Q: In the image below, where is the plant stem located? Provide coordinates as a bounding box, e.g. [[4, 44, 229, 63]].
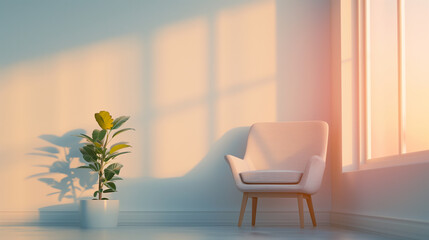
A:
[[99, 130, 110, 200], [98, 172, 102, 200]]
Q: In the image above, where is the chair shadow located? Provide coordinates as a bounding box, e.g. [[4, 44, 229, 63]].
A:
[[27, 129, 98, 204], [118, 126, 250, 212]]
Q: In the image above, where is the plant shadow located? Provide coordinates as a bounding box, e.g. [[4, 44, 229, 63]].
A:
[[28, 129, 97, 204]]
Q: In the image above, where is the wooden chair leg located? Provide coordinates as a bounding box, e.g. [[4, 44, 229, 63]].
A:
[[252, 197, 258, 226], [305, 194, 317, 227], [297, 194, 304, 228], [238, 193, 248, 227]]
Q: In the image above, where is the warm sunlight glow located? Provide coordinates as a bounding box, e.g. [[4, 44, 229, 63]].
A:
[[369, 0, 399, 159], [216, 0, 276, 92], [0, 37, 143, 209], [150, 1, 277, 177], [153, 17, 208, 108], [215, 0, 277, 138], [150, 17, 209, 178], [153, 104, 208, 178], [217, 82, 276, 139], [404, 0, 429, 153], [340, 0, 355, 169]]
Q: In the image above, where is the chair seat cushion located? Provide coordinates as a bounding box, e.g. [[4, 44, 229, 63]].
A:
[[240, 170, 303, 184]]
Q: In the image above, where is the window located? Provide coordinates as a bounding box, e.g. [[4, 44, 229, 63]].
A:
[[341, 0, 429, 171]]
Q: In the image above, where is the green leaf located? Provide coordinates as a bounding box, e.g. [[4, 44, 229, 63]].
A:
[[94, 162, 101, 171], [92, 129, 100, 142], [109, 143, 131, 154], [105, 151, 130, 162], [92, 129, 107, 142], [94, 144, 103, 154], [106, 163, 123, 174], [79, 147, 87, 155], [77, 166, 91, 169], [89, 162, 101, 172], [104, 169, 115, 181], [112, 116, 130, 130], [80, 146, 97, 162], [101, 198, 109, 200], [89, 164, 97, 171], [95, 111, 114, 130], [80, 144, 99, 163], [83, 145, 97, 156], [89, 164, 98, 172], [112, 128, 135, 138], [76, 134, 94, 143], [82, 154, 95, 162], [110, 176, 123, 181], [105, 182, 116, 191], [93, 191, 98, 198], [98, 129, 107, 141], [103, 189, 115, 193]]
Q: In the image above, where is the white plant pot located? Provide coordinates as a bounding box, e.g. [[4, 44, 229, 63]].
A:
[[79, 200, 119, 228]]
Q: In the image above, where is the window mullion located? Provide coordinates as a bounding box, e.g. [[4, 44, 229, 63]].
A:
[[358, 0, 368, 166], [397, 0, 406, 155], [364, 0, 371, 162]]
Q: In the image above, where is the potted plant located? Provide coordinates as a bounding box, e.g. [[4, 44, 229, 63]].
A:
[[76, 110, 134, 228]]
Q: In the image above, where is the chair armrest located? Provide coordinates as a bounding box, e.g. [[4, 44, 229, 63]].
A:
[[224, 155, 252, 186], [224, 155, 252, 174], [299, 155, 326, 194]]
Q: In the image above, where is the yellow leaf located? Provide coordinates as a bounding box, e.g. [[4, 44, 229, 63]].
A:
[[95, 111, 114, 130], [110, 143, 131, 154]]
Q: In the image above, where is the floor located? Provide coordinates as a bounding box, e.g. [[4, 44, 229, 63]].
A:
[[0, 225, 403, 240]]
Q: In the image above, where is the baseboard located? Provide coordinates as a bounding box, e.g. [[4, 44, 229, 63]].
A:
[[120, 211, 330, 226], [0, 210, 330, 227], [331, 211, 429, 240], [0, 211, 79, 226]]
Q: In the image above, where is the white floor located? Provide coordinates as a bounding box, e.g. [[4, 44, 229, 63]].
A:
[[0, 225, 403, 240]]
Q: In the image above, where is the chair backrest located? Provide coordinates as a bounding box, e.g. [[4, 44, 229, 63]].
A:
[[244, 121, 328, 171]]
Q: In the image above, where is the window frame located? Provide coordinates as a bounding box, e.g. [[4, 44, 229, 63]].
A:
[[342, 0, 429, 172]]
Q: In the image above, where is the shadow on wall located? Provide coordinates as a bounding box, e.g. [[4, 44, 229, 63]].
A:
[[118, 126, 249, 211], [28, 129, 97, 204], [31, 127, 248, 223]]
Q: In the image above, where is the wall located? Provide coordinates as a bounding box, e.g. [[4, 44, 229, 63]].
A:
[[331, 0, 429, 226], [276, 0, 332, 212], [0, 0, 332, 223]]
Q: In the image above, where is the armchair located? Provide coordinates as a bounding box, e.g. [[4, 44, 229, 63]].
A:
[[225, 121, 328, 228]]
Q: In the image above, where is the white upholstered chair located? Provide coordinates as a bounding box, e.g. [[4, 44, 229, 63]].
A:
[[225, 121, 329, 228]]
